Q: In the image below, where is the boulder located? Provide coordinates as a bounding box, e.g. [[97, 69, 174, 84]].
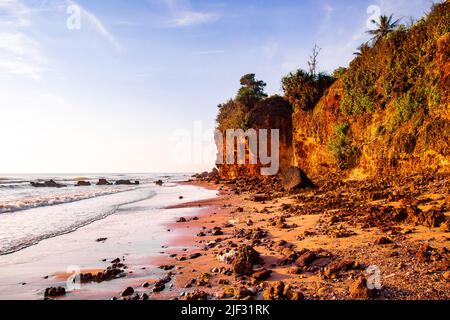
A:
[[76, 181, 91, 186], [115, 180, 135, 185], [349, 277, 377, 300], [96, 179, 112, 186], [155, 180, 164, 186], [121, 287, 134, 297], [44, 287, 66, 298], [280, 167, 316, 190], [232, 245, 261, 276]]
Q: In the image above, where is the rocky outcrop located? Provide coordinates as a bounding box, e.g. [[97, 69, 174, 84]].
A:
[[31, 180, 66, 188]]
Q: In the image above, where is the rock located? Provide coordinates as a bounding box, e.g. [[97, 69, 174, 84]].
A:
[[234, 287, 253, 300], [443, 271, 450, 280], [324, 260, 356, 278], [115, 180, 138, 185], [177, 217, 187, 223], [196, 273, 211, 287], [181, 290, 209, 300], [440, 220, 450, 232], [296, 251, 316, 267], [153, 284, 165, 293], [96, 237, 108, 242], [252, 269, 272, 282], [97, 179, 112, 185], [121, 287, 134, 297], [349, 277, 377, 300], [155, 180, 164, 186], [283, 285, 305, 301], [251, 194, 269, 202], [44, 287, 66, 298], [263, 281, 285, 300], [189, 253, 202, 260], [406, 206, 446, 228], [31, 180, 66, 188], [142, 282, 150, 288], [374, 237, 392, 245], [232, 245, 261, 276], [160, 265, 175, 271], [280, 167, 316, 190], [76, 180, 91, 186]]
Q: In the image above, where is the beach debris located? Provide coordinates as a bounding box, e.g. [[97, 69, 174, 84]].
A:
[[96, 237, 108, 242], [44, 287, 66, 298]]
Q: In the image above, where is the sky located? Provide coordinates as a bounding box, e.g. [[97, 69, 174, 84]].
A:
[[0, 0, 437, 173]]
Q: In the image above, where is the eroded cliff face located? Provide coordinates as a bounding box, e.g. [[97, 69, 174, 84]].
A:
[[217, 96, 293, 180]]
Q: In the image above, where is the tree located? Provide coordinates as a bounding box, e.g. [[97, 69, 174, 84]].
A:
[[307, 45, 322, 77], [367, 14, 401, 42], [353, 42, 371, 56], [235, 74, 268, 111]]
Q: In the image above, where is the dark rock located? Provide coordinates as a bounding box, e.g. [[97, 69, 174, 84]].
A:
[[155, 180, 164, 186], [31, 180, 66, 188], [374, 237, 392, 245], [76, 181, 91, 186], [121, 287, 134, 297], [252, 269, 272, 281], [280, 167, 316, 190], [44, 287, 66, 298], [296, 251, 316, 267], [97, 179, 112, 185]]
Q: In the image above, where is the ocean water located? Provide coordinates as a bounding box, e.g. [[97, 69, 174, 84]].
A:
[[0, 173, 191, 256]]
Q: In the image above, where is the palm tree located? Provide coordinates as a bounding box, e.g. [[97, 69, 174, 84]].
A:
[[367, 14, 401, 42], [353, 42, 371, 56]]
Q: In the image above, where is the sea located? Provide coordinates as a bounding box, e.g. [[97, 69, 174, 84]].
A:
[[0, 173, 192, 256]]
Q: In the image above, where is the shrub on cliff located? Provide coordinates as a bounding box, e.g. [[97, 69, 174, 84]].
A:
[[282, 70, 335, 111], [328, 123, 358, 169]]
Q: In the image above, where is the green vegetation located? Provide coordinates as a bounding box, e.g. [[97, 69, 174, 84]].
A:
[[328, 123, 357, 169], [367, 14, 401, 42], [216, 74, 268, 131], [235, 74, 268, 111], [282, 70, 334, 111], [340, 2, 448, 118]]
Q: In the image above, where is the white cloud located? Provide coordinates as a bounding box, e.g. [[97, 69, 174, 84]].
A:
[[0, 0, 46, 79], [68, 0, 122, 52], [161, 0, 220, 27]]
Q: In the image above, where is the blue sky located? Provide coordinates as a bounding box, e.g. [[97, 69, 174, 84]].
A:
[[0, 0, 437, 173]]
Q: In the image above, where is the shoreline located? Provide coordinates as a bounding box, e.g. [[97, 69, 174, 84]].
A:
[[0, 182, 217, 300]]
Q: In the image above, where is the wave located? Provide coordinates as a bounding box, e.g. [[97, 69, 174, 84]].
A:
[[0, 188, 156, 256], [0, 187, 137, 214]]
